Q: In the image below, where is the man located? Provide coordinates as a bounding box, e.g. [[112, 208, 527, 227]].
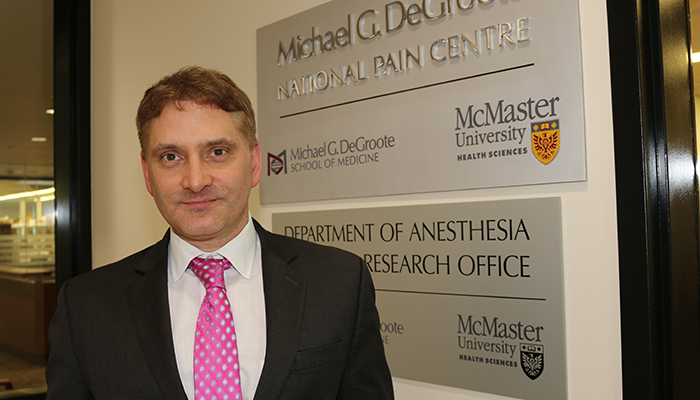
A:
[[46, 66, 394, 400]]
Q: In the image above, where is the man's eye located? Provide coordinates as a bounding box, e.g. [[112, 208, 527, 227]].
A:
[[212, 149, 226, 156], [163, 153, 179, 161]]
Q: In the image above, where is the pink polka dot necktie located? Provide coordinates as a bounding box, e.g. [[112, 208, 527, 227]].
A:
[[189, 257, 242, 400]]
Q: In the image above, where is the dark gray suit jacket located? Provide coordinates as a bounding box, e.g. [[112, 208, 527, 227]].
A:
[[46, 221, 393, 399]]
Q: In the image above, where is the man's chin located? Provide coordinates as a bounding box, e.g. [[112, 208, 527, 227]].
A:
[[172, 221, 223, 240], [167, 212, 246, 247]]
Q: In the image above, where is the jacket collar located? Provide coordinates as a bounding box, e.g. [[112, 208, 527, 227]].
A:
[[127, 232, 189, 400], [252, 220, 306, 400]]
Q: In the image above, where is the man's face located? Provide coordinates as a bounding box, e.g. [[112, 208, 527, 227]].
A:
[[141, 101, 261, 251]]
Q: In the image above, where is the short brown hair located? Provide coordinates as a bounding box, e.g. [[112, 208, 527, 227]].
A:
[[136, 66, 256, 150]]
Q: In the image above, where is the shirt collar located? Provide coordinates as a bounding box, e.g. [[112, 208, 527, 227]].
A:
[[169, 214, 257, 281]]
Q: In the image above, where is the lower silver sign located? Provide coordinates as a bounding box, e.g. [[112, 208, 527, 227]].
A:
[[272, 197, 567, 399]]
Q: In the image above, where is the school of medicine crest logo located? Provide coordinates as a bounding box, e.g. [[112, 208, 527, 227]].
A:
[[531, 120, 560, 165], [520, 343, 544, 380], [267, 150, 286, 176]]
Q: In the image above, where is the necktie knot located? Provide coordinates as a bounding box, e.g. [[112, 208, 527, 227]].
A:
[[189, 257, 232, 291]]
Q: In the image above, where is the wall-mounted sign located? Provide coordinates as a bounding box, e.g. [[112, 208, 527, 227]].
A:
[[272, 197, 567, 399], [257, 0, 586, 203]]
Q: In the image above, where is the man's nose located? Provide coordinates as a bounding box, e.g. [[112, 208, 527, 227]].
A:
[[182, 158, 212, 193]]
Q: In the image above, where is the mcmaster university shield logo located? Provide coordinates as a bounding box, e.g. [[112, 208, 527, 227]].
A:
[[531, 120, 560, 164], [520, 343, 545, 380]]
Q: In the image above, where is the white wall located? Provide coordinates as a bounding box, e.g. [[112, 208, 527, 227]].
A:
[[91, 1, 621, 399]]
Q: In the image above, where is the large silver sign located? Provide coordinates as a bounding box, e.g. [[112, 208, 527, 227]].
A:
[[272, 198, 566, 399], [258, 0, 586, 203]]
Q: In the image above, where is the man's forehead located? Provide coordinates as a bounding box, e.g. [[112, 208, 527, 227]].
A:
[[144, 109, 243, 153], [149, 103, 240, 133]]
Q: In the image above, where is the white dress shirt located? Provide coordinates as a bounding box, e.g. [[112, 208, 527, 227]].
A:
[[167, 215, 266, 400]]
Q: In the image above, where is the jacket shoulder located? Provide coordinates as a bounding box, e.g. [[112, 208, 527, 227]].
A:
[[61, 235, 168, 294]]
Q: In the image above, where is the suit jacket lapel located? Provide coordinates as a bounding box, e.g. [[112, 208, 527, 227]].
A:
[[253, 221, 306, 400], [126, 233, 189, 400]]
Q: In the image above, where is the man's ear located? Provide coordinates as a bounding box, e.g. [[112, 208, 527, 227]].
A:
[[251, 142, 262, 188], [141, 153, 154, 196]]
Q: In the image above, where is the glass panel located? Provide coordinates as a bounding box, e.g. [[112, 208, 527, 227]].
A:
[[0, 0, 54, 394], [692, 2, 700, 220]]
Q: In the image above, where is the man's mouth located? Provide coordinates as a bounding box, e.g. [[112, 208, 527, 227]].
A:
[[182, 198, 217, 209]]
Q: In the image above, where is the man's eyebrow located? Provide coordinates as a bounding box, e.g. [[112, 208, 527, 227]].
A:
[[202, 138, 236, 148], [150, 143, 178, 157]]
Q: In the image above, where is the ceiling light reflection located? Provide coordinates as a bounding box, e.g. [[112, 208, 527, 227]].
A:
[[0, 187, 55, 202]]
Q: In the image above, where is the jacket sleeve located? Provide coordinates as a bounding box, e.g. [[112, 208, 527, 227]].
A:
[[45, 282, 94, 400], [337, 260, 394, 399]]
